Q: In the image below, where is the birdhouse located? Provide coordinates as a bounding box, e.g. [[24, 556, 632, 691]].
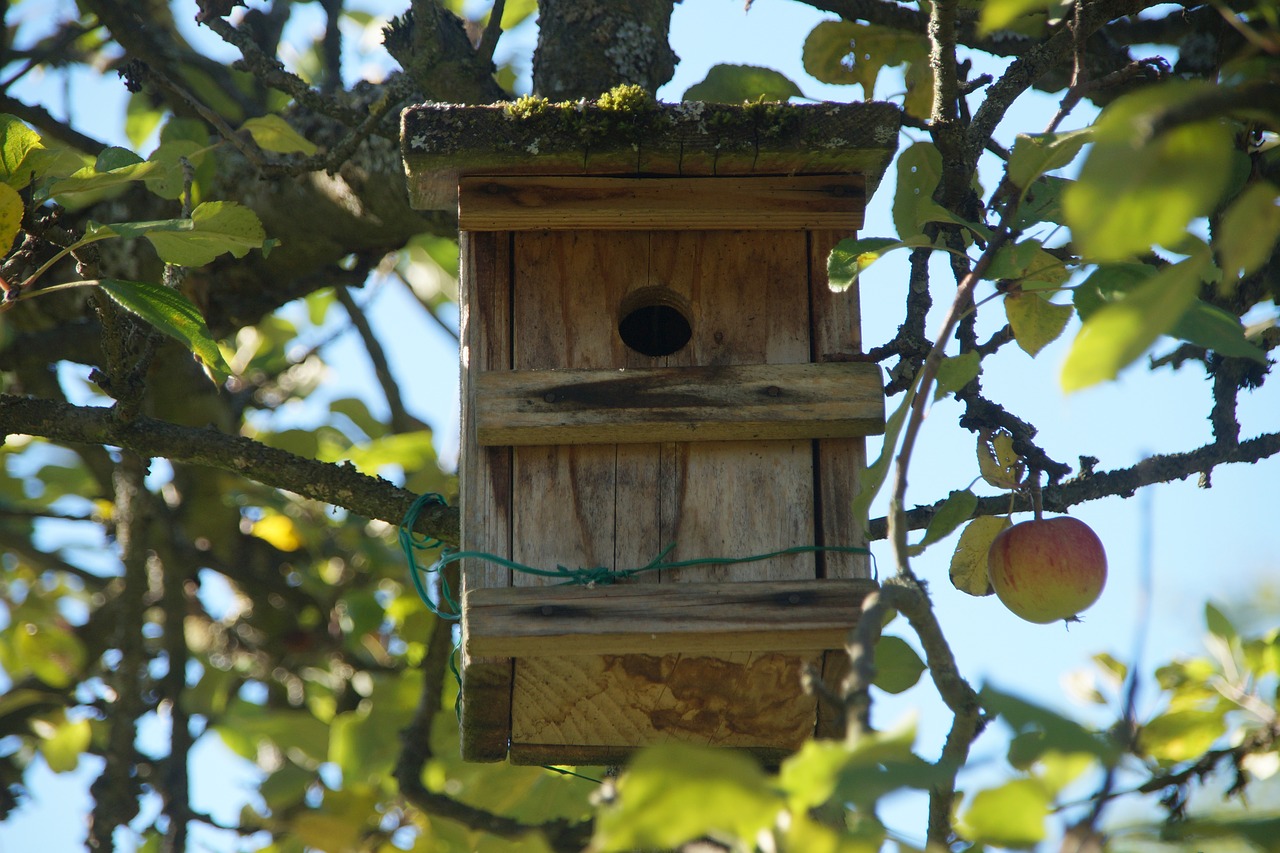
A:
[[402, 94, 900, 765]]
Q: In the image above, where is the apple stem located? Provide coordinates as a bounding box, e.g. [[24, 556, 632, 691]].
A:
[[1030, 469, 1044, 521]]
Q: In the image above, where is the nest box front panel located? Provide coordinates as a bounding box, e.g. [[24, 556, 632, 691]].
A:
[[454, 194, 883, 765], [509, 229, 816, 584]]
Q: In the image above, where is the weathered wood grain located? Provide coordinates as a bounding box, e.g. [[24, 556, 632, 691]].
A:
[[466, 578, 877, 657], [508, 650, 823, 765], [475, 362, 885, 445], [458, 175, 866, 231], [810, 229, 874, 581], [458, 230, 515, 761], [654, 230, 815, 584]]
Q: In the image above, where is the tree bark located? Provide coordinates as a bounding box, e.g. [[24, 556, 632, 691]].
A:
[[533, 0, 679, 99]]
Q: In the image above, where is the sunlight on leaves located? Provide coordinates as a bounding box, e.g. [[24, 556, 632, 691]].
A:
[[594, 744, 781, 851], [958, 778, 1050, 847], [242, 115, 320, 156], [1064, 83, 1236, 260], [1061, 248, 1209, 391], [1217, 180, 1280, 283], [98, 279, 232, 380], [0, 182, 21, 252]]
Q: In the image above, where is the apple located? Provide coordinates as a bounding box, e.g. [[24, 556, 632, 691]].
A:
[[987, 516, 1107, 624]]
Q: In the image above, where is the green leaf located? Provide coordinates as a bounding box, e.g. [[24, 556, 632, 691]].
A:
[[1016, 175, 1070, 228], [125, 92, 165, 149], [144, 201, 268, 266], [1174, 300, 1267, 362], [0, 114, 43, 188], [682, 64, 804, 102], [873, 636, 927, 694], [912, 489, 978, 553], [827, 236, 902, 292], [1061, 248, 1209, 391], [1005, 291, 1073, 356], [948, 516, 1008, 596], [893, 142, 942, 239], [1064, 82, 1236, 260], [1006, 128, 1092, 191], [851, 377, 919, 535], [323, 430, 437, 473], [98, 279, 231, 380], [241, 115, 319, 156], [1204, 602, 1238, 644], [1075, 262, 1264, 361], [594, 743, 781, 851], [13, 621, 85, 688], [1217, 180, 1280, 281], [1139, 708, 1228, 762], [802, 21, 926, 96], [934, 352, 981, 399], [34, 713, 92, 773], [0, 181, 22, 252], [141, 140, 207, 200], [958, 779, 1050, 847], [981, 686, 1120, 762]]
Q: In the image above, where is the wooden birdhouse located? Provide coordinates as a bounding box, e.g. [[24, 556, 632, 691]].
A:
[[401, 94, 900, 765]]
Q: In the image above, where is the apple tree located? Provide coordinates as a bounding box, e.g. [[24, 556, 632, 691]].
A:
[[0, 1, 1277, 851]]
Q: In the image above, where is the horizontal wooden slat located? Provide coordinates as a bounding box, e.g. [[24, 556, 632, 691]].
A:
[[458, 175, 865, 231], [464, 578, 878, 657], [476, 362, 884, 446]]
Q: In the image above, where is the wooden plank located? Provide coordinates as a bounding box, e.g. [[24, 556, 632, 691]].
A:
[[458, 230, 515, 762], [466, 578, 877, 657], [809, 229, 874, 581], [508, 651, 821, 763], [510, 231, 650, 586], [653, 230, 816, 583], [459, 175, 865, 231], [476, 362, 885, 446]]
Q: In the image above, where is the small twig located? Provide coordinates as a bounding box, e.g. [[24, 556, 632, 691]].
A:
[[392, 269, 460, 343], [476, 0, 507, 66], [841, 591, 889, 738], [333, 284, 430, 434]]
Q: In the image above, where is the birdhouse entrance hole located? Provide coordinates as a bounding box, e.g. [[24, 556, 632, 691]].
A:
[[618, 287, 692, 357]]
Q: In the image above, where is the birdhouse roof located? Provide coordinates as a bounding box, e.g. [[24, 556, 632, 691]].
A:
[[401, 90, 901, 211]]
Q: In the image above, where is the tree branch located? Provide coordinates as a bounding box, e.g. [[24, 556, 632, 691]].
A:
[[334, 284, 430, 434], [867, 431, 1280, 540], [0, 394, 460, 544], [392, 613, 593, 852]]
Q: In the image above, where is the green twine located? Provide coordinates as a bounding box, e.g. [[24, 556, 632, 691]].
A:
[[401, 492, 873, 617], [398, 492, 461, 621], [399, 492, 871, 785]]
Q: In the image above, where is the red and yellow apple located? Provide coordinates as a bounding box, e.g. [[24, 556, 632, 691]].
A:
[[987, 516, 1107, 623]]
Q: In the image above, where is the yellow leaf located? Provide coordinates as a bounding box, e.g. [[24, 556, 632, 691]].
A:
[[977, 428, 1024, 489], [252, 513, 302, 552], [241, 115, 318, 156], [949, 516, 1010, 596], [0, 181, 21, 253], [1004, 290, 1073, 356]]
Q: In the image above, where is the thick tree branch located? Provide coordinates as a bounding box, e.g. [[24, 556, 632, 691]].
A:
[[0, 394, 460, 545]]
